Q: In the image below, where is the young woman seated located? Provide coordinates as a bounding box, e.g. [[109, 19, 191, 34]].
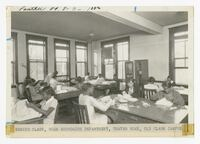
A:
[[26, 91, 58, 124], [144, 77, 160, 92], [150, 81, 185, 106], [96, 73, 105, 84], [79, 83, 114, 124]]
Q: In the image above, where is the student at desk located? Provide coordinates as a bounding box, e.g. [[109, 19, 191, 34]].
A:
[[84, 72, 90, 81], [150, 81, 185, 106], [74, 76, 83, 90], [79, 83, 113, 124], [144, 77, 160, 92], [49, 71, 58, 90], [96, 73, 105, 84], [26, 92, 58, 124]]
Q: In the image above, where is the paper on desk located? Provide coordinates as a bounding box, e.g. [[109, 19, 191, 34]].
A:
[[155, 97, 173, 107], [56, 89, 68, 94], [141, 101, 151, 108], [99, 96, 111, 103], [118, 104, 129, 111], [12, 100, 42, 121], [174, 106, 188, 123]]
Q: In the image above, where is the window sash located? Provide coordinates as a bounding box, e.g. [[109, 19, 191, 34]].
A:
[[101, 37, 129, 80], [56, 61, 69, 76], [27, 35, 47, 80], [29, 61, 45, 80], [76, 62, 87, 77], [76, 42, 88, 77]]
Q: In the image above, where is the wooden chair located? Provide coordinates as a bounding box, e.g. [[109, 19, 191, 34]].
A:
[[72, 101, 90, 124], [144, 88, 157, 100]]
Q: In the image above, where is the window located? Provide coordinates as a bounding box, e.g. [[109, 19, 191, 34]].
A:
[[169, 25, 188, 85], [27, 35, 47, 80], [54, 39, 70, 81], [117, 41, 129, 79], [11, 32, 18, 85], [102, 44, 115, 79], [93, 51, 98, 76], [101, 37, 129, 80], [76, 42, 88, 77]]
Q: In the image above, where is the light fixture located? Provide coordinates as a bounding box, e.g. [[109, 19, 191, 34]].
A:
[[89, 33, 94, 37]]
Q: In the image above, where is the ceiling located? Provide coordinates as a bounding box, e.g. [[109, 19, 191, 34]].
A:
[[11, 11, 188, 41], [11, 12, 138, 41], [135, 12, 188, 26]]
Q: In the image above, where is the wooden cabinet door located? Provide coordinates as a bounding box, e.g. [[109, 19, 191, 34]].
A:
[[135, 59, 149, 84], [135, 60, 149, 97]]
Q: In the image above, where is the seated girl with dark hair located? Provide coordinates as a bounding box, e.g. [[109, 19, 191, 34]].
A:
[[150, 81, 185, 106], [144, 76, 160, 92], [79, 83, 114, 124]]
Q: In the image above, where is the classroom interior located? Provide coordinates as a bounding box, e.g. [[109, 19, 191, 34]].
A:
[[10, 10, 190, 124]]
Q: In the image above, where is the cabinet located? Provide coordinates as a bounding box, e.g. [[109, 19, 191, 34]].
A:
[[135, 60, 149, 97]]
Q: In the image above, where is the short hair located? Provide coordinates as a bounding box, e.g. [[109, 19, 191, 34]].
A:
[[149, 77, 155, 83], [76, 76, 82, 83], [81, 83, 93, 92], [52, 71, 58, 78], [162, 81, 171, 88]]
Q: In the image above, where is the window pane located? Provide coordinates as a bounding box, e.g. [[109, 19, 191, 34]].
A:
[[93, 52, 98, 76], [175, 68, 188, 84], [104, 44, 114, 48], [56, 62, 67, 75], [30, 62, 44, 80], [117, 42, 128, 60], [174, 31, 188, 37], [55, 43, 69, 47], [76, 49, 87, 61], [94, 52, 98, 65], [76, 45, 86, 49], [104, 59, 113, 65], [29, 44, 44, 60], [94, 66, 98, 76], [105, 64, 114, 79], [118, 61, 125, 79], [28, 40, 44, 44], [56, 49, 67, 58], [175, 59, 185, 67], [175, 40, 186, 58], [77, 63, 85, 77]]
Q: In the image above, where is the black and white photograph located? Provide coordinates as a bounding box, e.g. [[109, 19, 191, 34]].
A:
[[5, 6, 194, 137]]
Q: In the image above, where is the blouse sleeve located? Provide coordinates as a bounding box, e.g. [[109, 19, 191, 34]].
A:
[[90, 97, 111, 112]]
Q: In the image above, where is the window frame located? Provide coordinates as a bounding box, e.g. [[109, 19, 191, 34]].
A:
[[26, 34, 48, 80], [54, 38, 71, 80], [75, 41, 88, 77], [101, 36, 130, 80], [11, 32, 18, 85], [169, 25, 188, 85]]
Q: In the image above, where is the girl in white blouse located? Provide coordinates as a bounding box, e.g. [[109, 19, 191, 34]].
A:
[[79, 83, 113, 124]]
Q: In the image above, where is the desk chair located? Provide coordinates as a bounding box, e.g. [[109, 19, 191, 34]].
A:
[[144, 88, 157, 100], [72, 101, 90, 124]]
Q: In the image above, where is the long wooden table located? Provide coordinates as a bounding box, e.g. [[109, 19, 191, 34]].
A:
[[105, 95, 188, 124]]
